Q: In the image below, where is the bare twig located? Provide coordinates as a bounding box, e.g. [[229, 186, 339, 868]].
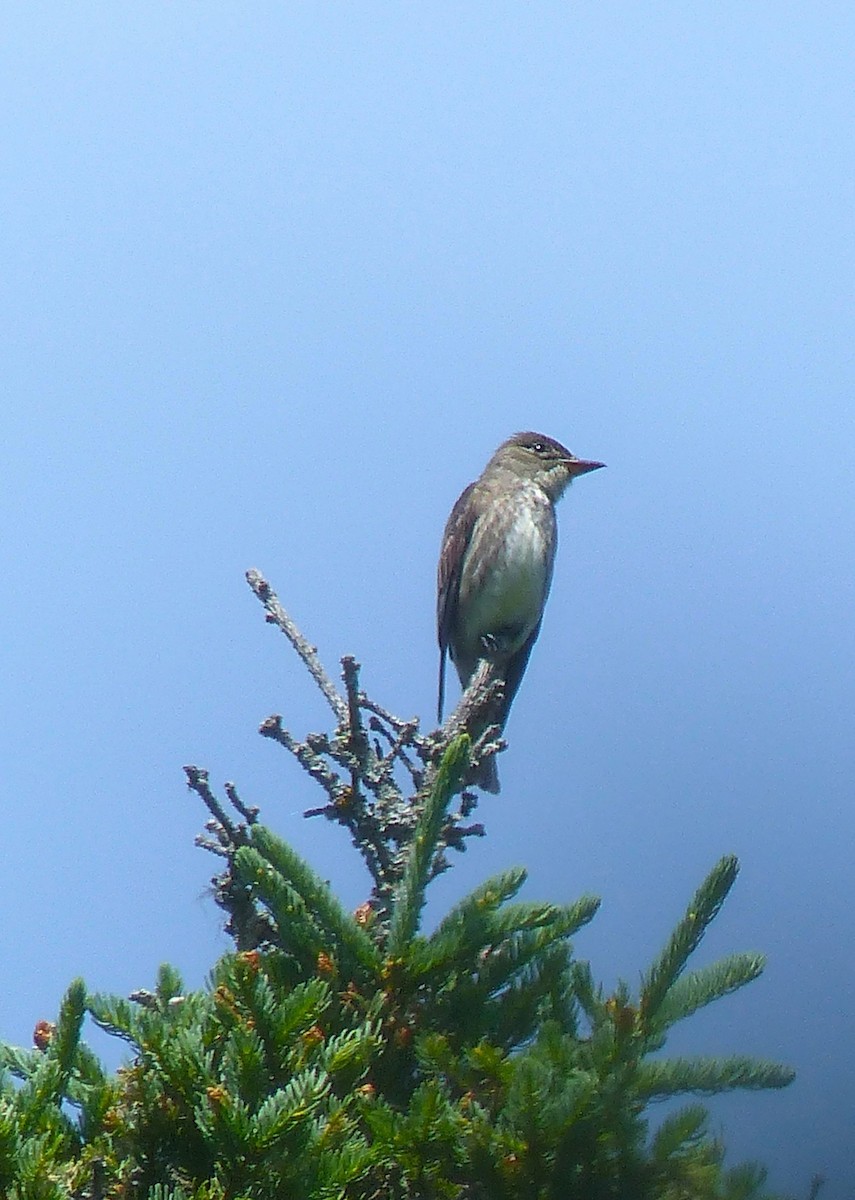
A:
[[369, 717, 421, 790], [259, 715, 349, 803], [184, 766, 239, 841], [224, 781, 259, 825], [360, 694, 418, 734], [246, 569, 347, 723], [184, 768, 273, 948], [340, 655, 372, 784]]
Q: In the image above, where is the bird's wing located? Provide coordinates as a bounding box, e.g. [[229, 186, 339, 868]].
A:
[[436, 480, 479, 722], [500, 619, 542, 722]]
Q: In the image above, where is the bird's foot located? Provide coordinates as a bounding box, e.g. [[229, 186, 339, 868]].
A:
[[479, 627, 524, 659]]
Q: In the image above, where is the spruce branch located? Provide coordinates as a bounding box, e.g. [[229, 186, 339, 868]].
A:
[[237, 825, 380, 977], [0, 583, 799, 1198], [639, 855, 739, 1033], [649, 1103, 709, 1160], [411, 867, 530, 976], [183, 769, 272, 949], [570, 959, 601, 1025], [50, 977, 87, 1087], [164, 572, 798, 1199], [16, 979, 87, 1137], [233, 846, 329, 967], [183, 569, 515, 919], [387, 735, 472, 956], [636, 1054, 795, 1099], [653, 952, 766, 1032]]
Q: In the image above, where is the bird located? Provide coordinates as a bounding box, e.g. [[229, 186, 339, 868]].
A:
[[436, 431, 604, 791]]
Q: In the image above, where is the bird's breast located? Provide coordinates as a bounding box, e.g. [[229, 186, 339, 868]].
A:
[[457, 490, 555, 654]]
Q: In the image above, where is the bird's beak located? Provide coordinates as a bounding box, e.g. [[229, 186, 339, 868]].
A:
[[566, 458, 605, 476]]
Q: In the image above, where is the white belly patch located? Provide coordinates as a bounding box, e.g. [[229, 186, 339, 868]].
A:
[[461, 503, 551, 650]]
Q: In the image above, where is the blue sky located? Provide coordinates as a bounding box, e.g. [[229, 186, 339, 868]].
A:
[[1, 5, 853, 1193]]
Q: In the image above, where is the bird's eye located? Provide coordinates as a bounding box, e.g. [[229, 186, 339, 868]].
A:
[[530, 442, 545, 453]]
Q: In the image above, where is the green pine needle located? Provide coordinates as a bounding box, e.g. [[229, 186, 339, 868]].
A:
[[653, 952, 766, 1032], [650, 1103, 711, 1162], [387, 734, 471, 955], [637, 1053, 796, 1099], [239, 826, 380, 976], [640, 855, 739, 1030]]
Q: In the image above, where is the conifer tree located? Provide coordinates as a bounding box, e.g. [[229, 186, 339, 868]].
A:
[[0, 570, 802, 1199]]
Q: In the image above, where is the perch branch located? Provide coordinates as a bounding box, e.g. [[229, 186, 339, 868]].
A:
[[191, 573, 512, 921]]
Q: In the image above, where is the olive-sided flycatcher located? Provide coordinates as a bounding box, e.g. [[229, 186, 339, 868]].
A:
[[436, 431, 604, 792]]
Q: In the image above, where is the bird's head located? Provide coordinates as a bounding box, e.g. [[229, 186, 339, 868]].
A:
[[488, 431, 605, 500]]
